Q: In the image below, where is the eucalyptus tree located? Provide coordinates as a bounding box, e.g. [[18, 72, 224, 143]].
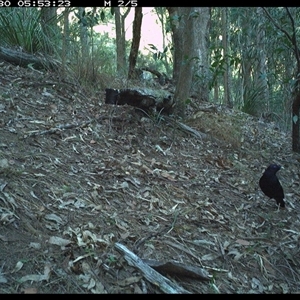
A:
[[167, 7, 210, 117], [128, 7, 143, 80], [263, 7, 300, 152], [207, 8, 271, 116], [238, 8, 270, 116], [209, 7, 235, 106], [114, 7, 131, 76], [40, 8, 60, 54], [221, 7, 232, 107]]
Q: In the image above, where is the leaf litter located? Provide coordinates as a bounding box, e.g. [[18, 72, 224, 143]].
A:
[[0, 61, 299, 293]]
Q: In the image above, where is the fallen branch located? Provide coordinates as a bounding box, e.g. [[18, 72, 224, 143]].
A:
[[115, 242, 190, 294], [25, 120, 93, 137], [162, 116, 224, 145]]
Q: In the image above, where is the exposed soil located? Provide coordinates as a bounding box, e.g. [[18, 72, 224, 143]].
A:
[[0, 61, 299, 294]]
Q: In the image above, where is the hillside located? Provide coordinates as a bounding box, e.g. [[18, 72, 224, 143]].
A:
[[0, 61, 299, 294]]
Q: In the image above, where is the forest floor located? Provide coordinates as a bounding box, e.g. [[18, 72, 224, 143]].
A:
[[0, 61, 300, 294]]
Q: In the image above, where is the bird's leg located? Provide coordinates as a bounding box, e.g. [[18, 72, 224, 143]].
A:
[[276, 203, 281, 212]]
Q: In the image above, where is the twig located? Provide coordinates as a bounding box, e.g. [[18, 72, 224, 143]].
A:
[[25, 120, 93, 137]]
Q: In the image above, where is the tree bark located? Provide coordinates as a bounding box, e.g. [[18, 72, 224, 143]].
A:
[[191, 7, 210, 102], [222, 8, 232, 107], [255, 7, 269, 108], [166, 7, 182, 84], [128, 7, 143, 80], [292, 94, 300, 152], [78, 8, 89, 58], [40, 7, 58, 54], [168, 7, 210, 117], [115, 7, 130, 76], [172, 7, 194, 116], [240, 8, 255, 115]]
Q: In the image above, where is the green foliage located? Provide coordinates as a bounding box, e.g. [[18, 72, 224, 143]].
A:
[[148, 43, 169, 61], [64, 8, 119, 85], [74, 8, 105, 28], [241, 85, 264, 116], [106, 254, 117, 265], [1, 5, 299, 132], [68, 32, 117, 86], [209, 47, 241, 91], [0, 8, 44, 53], [207, 7, 300, 129], [137, 48, 172, 79]]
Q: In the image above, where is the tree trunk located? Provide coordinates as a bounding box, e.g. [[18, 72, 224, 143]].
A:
[[115, 7, 130, 76], [191, 7, 210, 102], [222, 8, 232, 107], [128, 7, 143, 80], [240, 9, 255, 115], [166, 7, 182, 84], [174, 8, 194, 116], [255, 7, 269, 113], [168, 7, 210, 117], [40, 7, 58, 54], [78, 8, 89, 58], [292, 93, 300, 152]]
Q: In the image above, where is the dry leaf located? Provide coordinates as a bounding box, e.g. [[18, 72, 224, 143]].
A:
[[45, 213, 64, 224], [49, 236, 72, 247], [160, 171, 177, 181], [19, 264, 51, 283], [21, 288, 38, 294], [235, 239, 250, 246], [12, 261, 23, 273]]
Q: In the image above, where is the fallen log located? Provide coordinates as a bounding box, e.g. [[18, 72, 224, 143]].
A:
[[105, 88, 174, 114], [0, 46, 58, 70]]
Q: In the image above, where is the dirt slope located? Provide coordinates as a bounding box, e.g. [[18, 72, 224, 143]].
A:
[[0, 61, 299, 294]]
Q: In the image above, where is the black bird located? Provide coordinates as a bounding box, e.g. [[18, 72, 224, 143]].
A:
[[259, 164, 285, 208]]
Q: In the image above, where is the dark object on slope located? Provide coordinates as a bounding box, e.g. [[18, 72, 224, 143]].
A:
[[259, 164, 285, 208], [105, 88, 174, 114]]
